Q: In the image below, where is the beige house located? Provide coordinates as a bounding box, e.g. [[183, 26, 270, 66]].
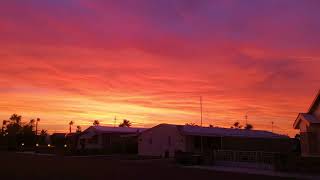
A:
[[294, 91, 320, 156], [139, 124, 290, 158]]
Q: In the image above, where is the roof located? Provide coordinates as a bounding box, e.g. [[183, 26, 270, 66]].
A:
[[178, 125, 288, 139], [308, 90, 320, 114], [84, 126, 147, 134], [146, 124, 288, 139], [293, 113, 320, 129], [293, 90, 320, 129]]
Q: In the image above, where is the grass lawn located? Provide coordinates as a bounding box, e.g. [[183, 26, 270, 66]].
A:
[[0, 152, 299, 180]]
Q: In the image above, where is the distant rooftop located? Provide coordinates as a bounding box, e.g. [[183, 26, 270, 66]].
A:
[[85, 126, 147, 134]]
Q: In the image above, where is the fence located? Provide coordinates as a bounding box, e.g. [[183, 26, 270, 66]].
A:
[[214, 150, 277, 165]]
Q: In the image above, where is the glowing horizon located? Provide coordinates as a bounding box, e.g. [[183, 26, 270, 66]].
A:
[[1, 0, 320, 136]]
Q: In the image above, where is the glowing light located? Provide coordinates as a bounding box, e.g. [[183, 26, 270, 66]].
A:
[[36, 143, 39, 147], [21, 143, 24, 146], [64, 144, 67, 148], [48, 144, 51, 147]]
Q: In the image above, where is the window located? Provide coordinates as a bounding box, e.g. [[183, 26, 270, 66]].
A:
[[88, 135, 98, 144]]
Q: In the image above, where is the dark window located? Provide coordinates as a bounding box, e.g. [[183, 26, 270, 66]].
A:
[[89, 135, 98, 144]]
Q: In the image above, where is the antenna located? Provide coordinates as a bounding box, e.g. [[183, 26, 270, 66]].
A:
[[200, 96, 203, 127], [271, 121, 274, 133], [114, 116, 117, 128], [245, 113, 248, 125]]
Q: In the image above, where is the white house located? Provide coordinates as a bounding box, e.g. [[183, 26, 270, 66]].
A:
[[78, 126, 146, 153], [293, 90, 320, 156], [138, 124, 290, 158]]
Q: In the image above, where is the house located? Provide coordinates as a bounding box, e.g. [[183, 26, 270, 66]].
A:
[[138, 124, 291, 158], [77, 126, 146, 154], [50, 133, 67, 147], [293, 91, 320, 156]]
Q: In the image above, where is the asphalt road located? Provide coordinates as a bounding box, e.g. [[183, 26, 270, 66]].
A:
[[0, 152, 300, 180]]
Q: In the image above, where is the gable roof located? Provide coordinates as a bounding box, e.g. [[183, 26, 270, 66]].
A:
[[178, 125, 288, 139], [84, 126, 147, 134], [308, 90, 320, 114], [293, 113, 320, 129], [293, 90, 320, 129]]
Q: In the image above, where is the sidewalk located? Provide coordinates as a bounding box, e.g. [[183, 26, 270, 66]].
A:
[[184, 165, 320, 180]]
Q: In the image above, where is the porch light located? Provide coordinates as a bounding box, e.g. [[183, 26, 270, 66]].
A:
[[36, 143, 39, 147], [21, 143, 24, 146], [48, 144, 51, 147], [64, 144, 67, 148]]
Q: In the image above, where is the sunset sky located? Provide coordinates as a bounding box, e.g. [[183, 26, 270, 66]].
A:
[[1, 0, 320, 136]]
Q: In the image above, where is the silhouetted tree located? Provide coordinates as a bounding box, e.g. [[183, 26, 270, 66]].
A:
[[2, 120, 7, 133], [209, 124, 214, 128], [185, 123, 198, 126], [93, 120, 100, 126], [231, 121, 242, 129], [35, 118, 40, 135], [244, 124, 253, 130], [29, 119, 35, 132], [6, 114, 23, 135], [9, 114, 22, 125], [69, 121, 74, 133], [119, 119, 131, 127], [39, 129, 48, 145], [76, 126, 82, 133]]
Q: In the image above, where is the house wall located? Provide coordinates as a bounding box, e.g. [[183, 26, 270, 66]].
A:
[[138, 125, 186, 157], [300, 124, 320, 156], [77, 134, 103, 150], [313, 102, 320, 119], [184, 135, 292, 153]]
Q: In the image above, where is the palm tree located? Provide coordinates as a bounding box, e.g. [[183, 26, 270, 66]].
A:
[[76, 126, 82, 133], [35, 118, 40, 135], [93, 120, 100, 126], [119, 119, 131, 127], [231, 121, 242, 129], [244, 124, 253, 130], [29, 119, 35, 132], [2, 120, 7, 133], [69, 121, 74, 133], [9, 114, 22, 124]]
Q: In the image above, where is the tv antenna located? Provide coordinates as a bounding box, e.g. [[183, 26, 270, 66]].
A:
[[114, 116, 117, 127], [200, 96, 203, 127]]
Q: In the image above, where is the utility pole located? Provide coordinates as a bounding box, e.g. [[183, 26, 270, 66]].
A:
[[272, 121, 274, 133], [200, 96, 203, 127]]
